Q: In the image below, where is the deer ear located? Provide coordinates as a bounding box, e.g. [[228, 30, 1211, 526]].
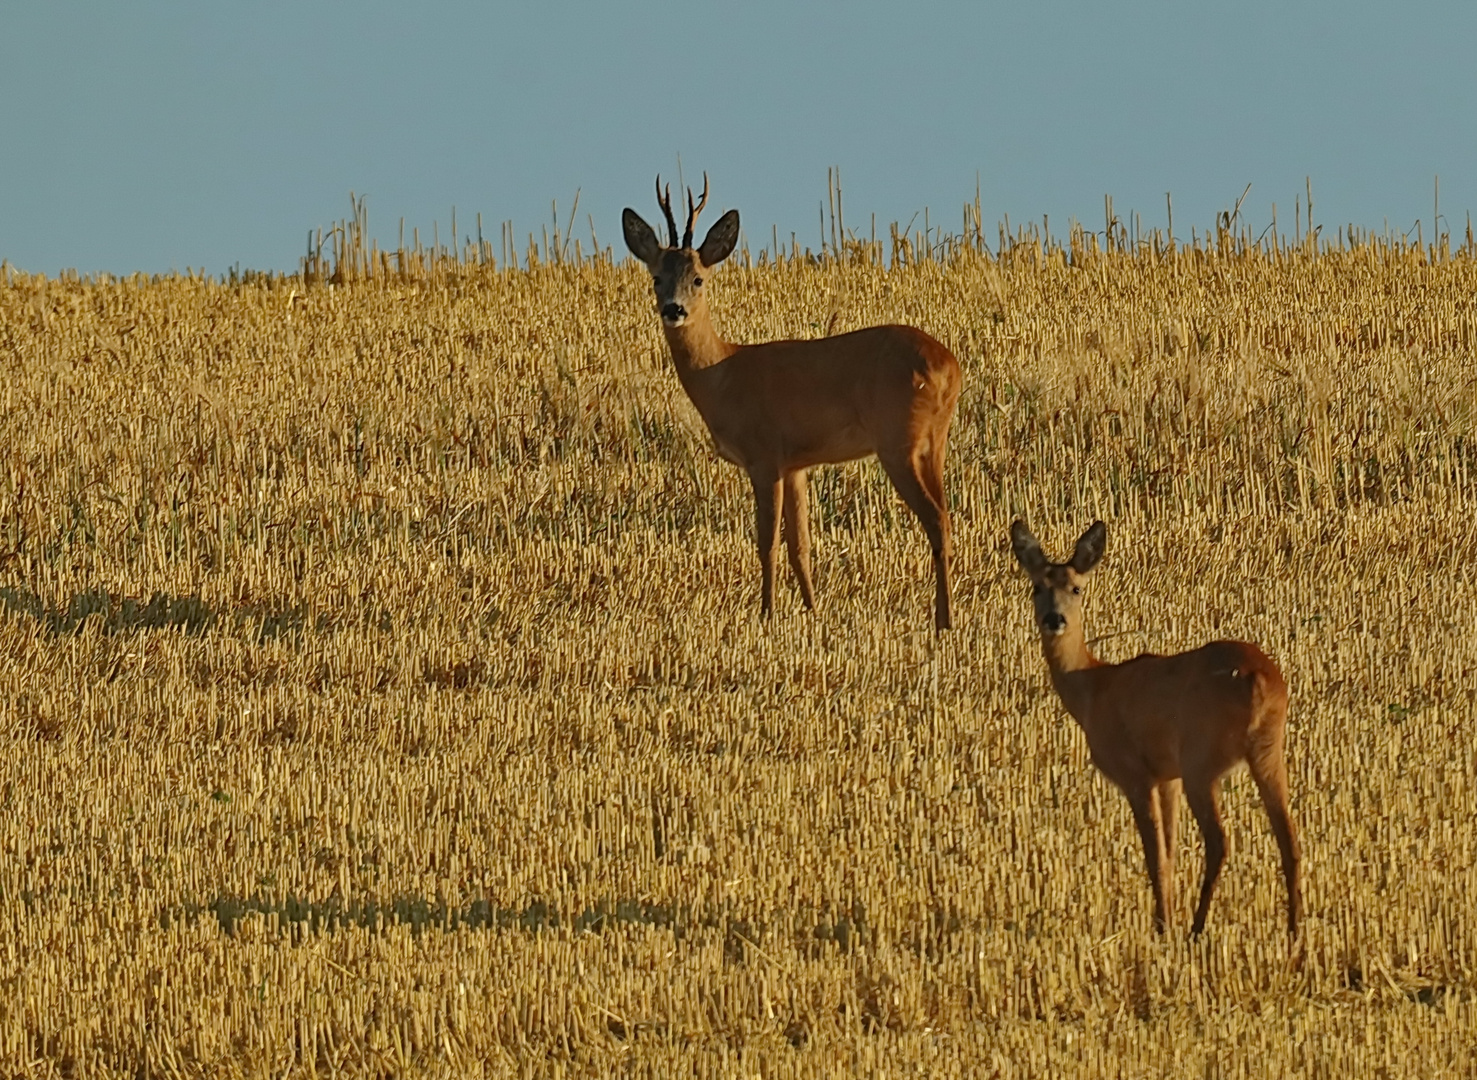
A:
[[1010, 520, 1048, 575], [623, 209, 661, 266], [1070, 520, 1107, 574], [698, 209, 740, 267]]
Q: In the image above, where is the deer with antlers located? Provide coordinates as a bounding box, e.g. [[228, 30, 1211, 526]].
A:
[[622, 176, 962, 630], [1009, 519, 1302, 938]]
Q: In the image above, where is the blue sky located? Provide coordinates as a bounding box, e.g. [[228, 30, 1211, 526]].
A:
[[2, 1, 1475, 275]]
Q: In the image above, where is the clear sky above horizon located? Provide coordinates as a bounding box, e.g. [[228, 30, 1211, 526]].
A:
[[3, 1, 1475, 276]]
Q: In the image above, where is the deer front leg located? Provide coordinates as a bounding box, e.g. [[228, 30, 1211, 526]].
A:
[[782, 470, 816, 610], [1184, 779, 1226, 936], [1126, 784, 1170, 934], [749, 469, 783, 617], [1155, 779, 1181, 929]]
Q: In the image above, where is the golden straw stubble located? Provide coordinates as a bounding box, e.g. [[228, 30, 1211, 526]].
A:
[[0, 226, 1473, 1073]]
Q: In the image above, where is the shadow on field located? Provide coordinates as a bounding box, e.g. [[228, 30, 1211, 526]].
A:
[[162, 892, 887, 958], [157, 895, 1461, 1012], [0, 586, 305, 641]]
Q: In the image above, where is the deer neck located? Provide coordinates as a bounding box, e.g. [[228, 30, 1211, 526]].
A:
[[662, 306, 735, 377], [1039, 625, 1104, 725]]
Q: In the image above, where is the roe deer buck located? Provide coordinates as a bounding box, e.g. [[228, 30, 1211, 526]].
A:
[[622, 176, 962, 630], [1009, 520, 1301, 937]]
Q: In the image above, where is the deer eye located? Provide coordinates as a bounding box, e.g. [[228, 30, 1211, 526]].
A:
[[692, 276, 703, 287], [1071, 586, 1082, 595]]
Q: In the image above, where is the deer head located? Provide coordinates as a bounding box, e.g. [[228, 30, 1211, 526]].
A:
[[1010, 520, 1106, 637], [622, 174, 740, 328]]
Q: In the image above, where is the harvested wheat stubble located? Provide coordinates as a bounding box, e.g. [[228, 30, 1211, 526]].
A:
[[1, 226, 1476, 1076]]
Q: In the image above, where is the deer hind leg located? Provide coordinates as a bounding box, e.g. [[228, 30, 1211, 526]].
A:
[[1247, 734, 1302, 938], [1155, 779, 1182, 928], [921, 438, 955, 625], [877, 448, 952, 631], [781, 470, 816, 610], [1184, 777, 1227, 936], [748, 470, 783, 618], [1125, 784, 1170, 934], [923, 430, 950, 510]]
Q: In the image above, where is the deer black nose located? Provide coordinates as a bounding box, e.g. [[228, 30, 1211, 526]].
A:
[[1042, 612, 1067, 633], [661, 302, 685, 321]]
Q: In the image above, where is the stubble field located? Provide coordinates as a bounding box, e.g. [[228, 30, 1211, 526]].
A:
[[2, 224, 1476, 1076]]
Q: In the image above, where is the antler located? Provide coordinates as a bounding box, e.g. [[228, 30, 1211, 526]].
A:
[[655, 175, 679, 247], [682, 173, 710, 249]]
